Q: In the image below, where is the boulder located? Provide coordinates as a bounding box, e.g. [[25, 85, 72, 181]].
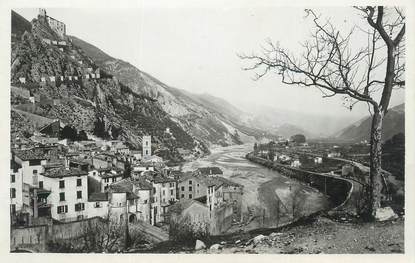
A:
[[269, 232, 283, 240], [195, 240, 206, 250], [375, 207, 398, 222], [253, 234, 267, 245], [210, 244, 222, 250]]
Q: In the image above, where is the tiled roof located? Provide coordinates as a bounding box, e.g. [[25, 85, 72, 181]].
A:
[[110, 179, 133, 193], [13, 148, 49, 161], [100, 172, 123, 179], [131, 179, 153, 190], [109, 181, 139, 200], [42, 166, 88, 178], [201, 176, 242, 189], [143, 171, 175, 183], [88, 192, 109, 202], [196, 167, 223, 175]]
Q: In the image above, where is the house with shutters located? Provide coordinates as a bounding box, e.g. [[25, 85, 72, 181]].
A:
[[38, 164, 88, 222]]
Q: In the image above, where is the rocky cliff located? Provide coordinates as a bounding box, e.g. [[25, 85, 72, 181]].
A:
[[11, 11, 266, 159]]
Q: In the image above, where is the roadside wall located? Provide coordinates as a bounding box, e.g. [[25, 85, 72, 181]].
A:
[[246, 153, 353, 210]]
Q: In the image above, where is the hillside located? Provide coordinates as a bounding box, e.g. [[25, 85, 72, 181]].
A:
[[10, 10, 267, 160], [70, 35, 266, 146], [10, 11, 199, 160], [11, 10, 32, 37], [335, 104, 404, 142]]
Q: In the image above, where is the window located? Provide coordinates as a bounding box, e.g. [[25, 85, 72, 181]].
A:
[[11, 174, 15, 183], [94, 202, 101, 208], [189, 180, 192, 185], [181, 186, 185, 191], [33, 169, 38, 175], [29, 160, 41, 166], [39, 181, 43, 189], [59, 180, 65, 189], [77, 191, 82, 199], [170, 189, 174, 195], [59, 192, 65, 201], [75, 203, 85, 211], [10, 204, 16, 214], [162, 190, 165, 196], [77, 178, 82, 186], [112, 177, 116, 182], [10, 188, 16, 198], [57, 205, 68, 214], [189, 186, 192, 191], [189, 194, 192, 199], [197, 183, 199, 187], [181, 194, 184, 198]]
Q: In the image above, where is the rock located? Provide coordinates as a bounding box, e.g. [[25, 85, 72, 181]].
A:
[[253, 234, 267, 244], [195, 240, 206, 250], [375, 207, 398, 222], [365, 246, 376, 252], [210, 244, 222, 250], [269, 232, 283, 240]]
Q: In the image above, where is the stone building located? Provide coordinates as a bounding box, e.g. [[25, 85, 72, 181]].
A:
[[38, 8, 66, 38], [142, 135, 152, 157]]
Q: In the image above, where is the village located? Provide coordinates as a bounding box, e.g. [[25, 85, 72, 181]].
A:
[[8, 7, 406, 255]]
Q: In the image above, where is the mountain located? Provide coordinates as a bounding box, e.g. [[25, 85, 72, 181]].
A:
[[11, 10, 32, 37], [10, 10, 266, 161], [334, 103, 405, 142], [70, 35, 267, 146], [239, 104, 356, 139]]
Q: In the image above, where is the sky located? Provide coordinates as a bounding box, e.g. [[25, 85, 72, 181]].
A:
[[15, 6, 405, 122]]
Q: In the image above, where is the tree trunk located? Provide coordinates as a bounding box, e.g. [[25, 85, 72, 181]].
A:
[[368, 106, 384, 219]]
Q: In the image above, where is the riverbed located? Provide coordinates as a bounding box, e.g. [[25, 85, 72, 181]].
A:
[[181, 144, 330, 231]]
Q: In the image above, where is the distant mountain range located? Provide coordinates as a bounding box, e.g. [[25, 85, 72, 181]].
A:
[[333, 103, 404, 142], [239, 104, 357, 139]]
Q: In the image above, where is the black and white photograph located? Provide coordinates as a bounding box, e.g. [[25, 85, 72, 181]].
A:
[[2, 0, 414, 259]]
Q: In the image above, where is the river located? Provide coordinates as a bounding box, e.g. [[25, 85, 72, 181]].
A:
[[181, 144, 330, 232]]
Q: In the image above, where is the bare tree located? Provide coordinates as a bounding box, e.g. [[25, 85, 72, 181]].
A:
[[239, 6, 405, 220]]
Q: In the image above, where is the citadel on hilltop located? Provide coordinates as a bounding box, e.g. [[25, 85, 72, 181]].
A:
[[38, 8, 66, 38]]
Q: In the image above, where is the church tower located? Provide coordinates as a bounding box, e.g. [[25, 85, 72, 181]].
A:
[[142, 135, 151, 157]]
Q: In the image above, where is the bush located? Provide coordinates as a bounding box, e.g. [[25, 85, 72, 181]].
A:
[[169, 216, 211, 245]]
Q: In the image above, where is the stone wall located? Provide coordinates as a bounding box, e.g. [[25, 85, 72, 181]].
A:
[[211, 204, 234, 235], [10, 216, 104, 252], [246, 153, 353, 210]]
